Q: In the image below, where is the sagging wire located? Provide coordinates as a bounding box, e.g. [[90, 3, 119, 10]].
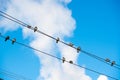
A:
[[0, 68, 32, 80], [0, 11, 120, 70], [0, 33, 119, 80]]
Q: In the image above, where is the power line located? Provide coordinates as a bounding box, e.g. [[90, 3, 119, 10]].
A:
[[0, 11, 28, 27], [0, 34, 119, 80], [0, 68, 32, 80], [81, 50, 120, 70], [0, 11, 120, 70], [0, 14, 26, 27]]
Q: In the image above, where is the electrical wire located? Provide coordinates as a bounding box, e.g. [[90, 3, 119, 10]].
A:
[[0, 11, 120, 70], [80, 50, 120, 70], [0, 14, 26, 27], [0, 68, 32, 80], [0, 34, 119, 80], [0, 11, 28, 27]]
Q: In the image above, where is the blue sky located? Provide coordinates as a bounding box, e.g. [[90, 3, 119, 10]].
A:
[[0, 0, 120, 80], [68, 0, 120, 80], [69, 0, 120, 79]]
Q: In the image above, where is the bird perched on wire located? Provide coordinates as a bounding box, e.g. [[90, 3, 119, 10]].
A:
[[12, 38, 16, 44], [69, 60, 73, 64], [68, 43, 74, 47], [5, 36, 10, 41], [62, 57, 65, 63], [105, 58, 110, 62], [77, 46, 81, 53], [34, 26, 38, 32], [111, 61, 115, 66], [56, 37, 60, 43], [27, 25, 31, 28]]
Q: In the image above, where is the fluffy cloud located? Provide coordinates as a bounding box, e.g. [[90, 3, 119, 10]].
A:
[[97, 75, 108, 80], [0, 0, 92, 80], [60, 0, 72, 4]]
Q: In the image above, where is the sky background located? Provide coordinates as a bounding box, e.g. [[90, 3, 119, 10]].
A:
[[0, 0, 120, 80]]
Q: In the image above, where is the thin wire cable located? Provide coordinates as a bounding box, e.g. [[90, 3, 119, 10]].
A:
[[81, 50, 120, 70], [0, 71, 23, 80], [0, 11, 120, 69], [0, 11, 28, 26], [0, 34, 119, 80], [0, 68, 32, 80], [0, 11, 120, 70], [0, 14, 26, 27]]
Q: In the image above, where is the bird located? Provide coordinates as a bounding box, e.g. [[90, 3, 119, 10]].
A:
[[77, 46, 81, 53], [68, 43, 74, 47], [12, 38, 16, 44], [105, 58, 110, 62], [56, 37, 60, 43], [62, 57, 65, 63], [5, 36, 10, 41], [27, 25, 31, 28], [69, 60, 73, 64], [111, 61, 115, 66], [34, 26, 38, 32]]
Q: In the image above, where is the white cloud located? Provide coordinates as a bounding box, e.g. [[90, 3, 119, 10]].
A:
[[60, 0, 72, 4], [97, 75, 108, 80], [0, 0, 92, 80]]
